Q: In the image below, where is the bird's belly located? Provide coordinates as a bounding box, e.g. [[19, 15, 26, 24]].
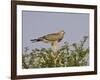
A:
[[45, 36, 60, 41]]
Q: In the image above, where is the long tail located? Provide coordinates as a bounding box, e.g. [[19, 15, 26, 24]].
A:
[[30, 38, 42, 43]]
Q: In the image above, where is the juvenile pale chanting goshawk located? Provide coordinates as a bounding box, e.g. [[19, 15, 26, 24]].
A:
[[30, 30, 65, 50]]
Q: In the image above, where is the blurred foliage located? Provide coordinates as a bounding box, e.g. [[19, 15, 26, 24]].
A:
[[22, 36, 89, 69]]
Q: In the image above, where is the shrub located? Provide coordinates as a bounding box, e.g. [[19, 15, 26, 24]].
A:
[[22, 36, 89, 69]]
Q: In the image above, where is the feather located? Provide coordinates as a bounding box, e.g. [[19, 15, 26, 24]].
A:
[[30, 38, 42, 43], [30, 30, 65, 50]]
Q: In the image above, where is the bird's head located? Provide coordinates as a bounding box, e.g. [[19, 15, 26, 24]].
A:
[[59, 30, 65, 34]]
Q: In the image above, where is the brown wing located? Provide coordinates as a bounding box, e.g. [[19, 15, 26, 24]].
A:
[[42, 33, 60, 41]]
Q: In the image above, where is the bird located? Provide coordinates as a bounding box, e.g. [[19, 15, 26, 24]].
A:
[[30, 30, 65, 50]]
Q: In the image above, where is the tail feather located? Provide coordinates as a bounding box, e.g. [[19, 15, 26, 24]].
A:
[[30, 38, 42, 43]]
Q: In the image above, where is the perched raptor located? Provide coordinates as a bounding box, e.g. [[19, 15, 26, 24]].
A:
[[30, 30, 65, 50]]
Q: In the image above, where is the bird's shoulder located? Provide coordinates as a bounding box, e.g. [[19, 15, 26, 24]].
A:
[[44, 32, 59, 38], [47, 32, 59, 36], [41, 32, 60, 41]]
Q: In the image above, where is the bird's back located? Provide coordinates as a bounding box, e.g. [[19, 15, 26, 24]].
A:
[[43, 32, 64, 41]]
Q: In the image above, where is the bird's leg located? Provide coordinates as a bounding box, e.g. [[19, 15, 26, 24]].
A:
[[54, 41, 58, 50], [51, 41, 58, 52]]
